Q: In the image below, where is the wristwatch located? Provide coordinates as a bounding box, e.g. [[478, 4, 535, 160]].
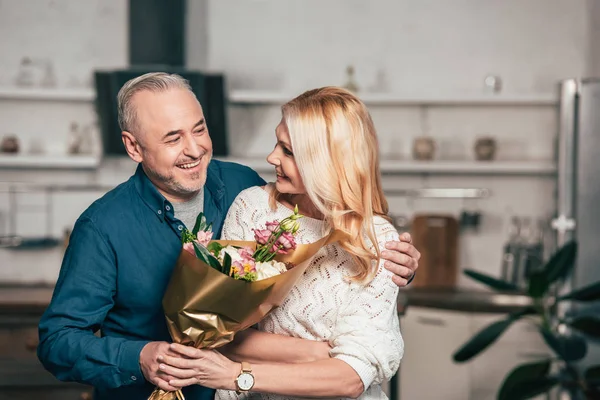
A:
[[235, 361, 255, 393]]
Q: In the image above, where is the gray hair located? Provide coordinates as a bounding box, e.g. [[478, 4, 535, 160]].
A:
[[117, 72, 193, 133]]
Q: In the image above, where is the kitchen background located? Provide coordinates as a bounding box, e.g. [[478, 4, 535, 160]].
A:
[[0, 1, 599, 399]]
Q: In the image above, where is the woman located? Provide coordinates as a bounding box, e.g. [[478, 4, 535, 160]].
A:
[[168, 87, 403, 399]]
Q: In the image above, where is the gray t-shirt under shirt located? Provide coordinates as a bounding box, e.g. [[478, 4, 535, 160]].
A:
[[173, 190, 204, 230]]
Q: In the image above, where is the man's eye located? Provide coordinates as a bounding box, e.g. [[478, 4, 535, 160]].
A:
[[168, 137, 181, 143], [194, 128, 205, 135]]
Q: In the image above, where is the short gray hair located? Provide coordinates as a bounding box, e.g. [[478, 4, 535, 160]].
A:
[[117, 72, 193, 133]]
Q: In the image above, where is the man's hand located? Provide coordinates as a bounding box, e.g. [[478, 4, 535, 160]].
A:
[[158, 343, 238, 390], [140, 341, 182, 392], [382, 232, 421, 287]]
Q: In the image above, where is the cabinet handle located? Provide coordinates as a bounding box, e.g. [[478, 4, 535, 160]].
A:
[[416, 316, 447, 326], [80, 392, 92, 400], [25, 337, 39, 352]]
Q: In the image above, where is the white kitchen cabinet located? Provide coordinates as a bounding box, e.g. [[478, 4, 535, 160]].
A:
[[397, 307, 552, 400], [399, 307, 471, 400], [469, 314, 552, 400]]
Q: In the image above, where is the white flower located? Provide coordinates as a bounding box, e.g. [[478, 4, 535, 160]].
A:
[[255, 261, 287, 281], [218, 246, 244, 263]]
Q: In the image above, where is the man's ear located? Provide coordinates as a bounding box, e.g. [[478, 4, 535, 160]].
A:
[[122, 131, 143, 163]]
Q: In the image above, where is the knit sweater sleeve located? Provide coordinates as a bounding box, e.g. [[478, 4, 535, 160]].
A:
[[329, 219, 404, 390]]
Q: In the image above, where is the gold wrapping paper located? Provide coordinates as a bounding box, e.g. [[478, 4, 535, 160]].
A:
[[148, 230, 346, 400]]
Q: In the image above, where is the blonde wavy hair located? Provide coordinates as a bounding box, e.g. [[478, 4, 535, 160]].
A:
[[274, 87, 390, 283]]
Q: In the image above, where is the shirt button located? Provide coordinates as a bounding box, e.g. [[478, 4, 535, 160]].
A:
[[131, 375, 137, 381], [166, 205, 171, 211], [178, 225, 183, 231], [157, 210, 162, 215]]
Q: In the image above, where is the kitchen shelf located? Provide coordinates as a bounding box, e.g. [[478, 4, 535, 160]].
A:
[[0, 154, 101, 169], [0, 87, 95, 102], [228, 90, 558, 106], [217, 157, 557, 176]]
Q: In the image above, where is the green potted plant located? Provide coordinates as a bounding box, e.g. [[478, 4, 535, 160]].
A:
[[452, 241, 600, 399]]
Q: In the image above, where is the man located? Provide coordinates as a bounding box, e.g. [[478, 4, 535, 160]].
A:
[[37, 73, 420, 400]]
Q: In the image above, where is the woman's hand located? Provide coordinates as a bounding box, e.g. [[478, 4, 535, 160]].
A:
[[158, 343, 239, 390], [382, 232, 421, 287]]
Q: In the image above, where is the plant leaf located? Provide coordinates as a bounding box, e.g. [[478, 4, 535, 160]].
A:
[[528, 272, 548, 298], [207, 242, 224, 257], [463, 269, 520, 292], [193, 242, 222, 272], [499, 377, 559, 400], [453, 309, 528, 362], [559, 281, 600, 302], [543, 240, 577, 285], [539, 328, 587, 362], [192, 213, 208, 235], [222, 252, 232, 277], [585, 365, 600, 386], [569, 316, 600, 339], [498, 360, 552, 400]]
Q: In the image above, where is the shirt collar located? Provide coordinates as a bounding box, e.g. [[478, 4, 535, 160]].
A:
[[133, 162, 226, 222], [133, 164, 171, 222], [204, 160, 225, 206]]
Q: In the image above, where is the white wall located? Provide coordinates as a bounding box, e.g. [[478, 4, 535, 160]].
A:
[[199, 0, 589, 94]]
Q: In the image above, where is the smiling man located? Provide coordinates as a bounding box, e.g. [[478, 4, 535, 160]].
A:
[[37, 73, 420, 400]]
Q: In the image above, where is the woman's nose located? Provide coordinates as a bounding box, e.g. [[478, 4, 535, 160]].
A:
[[266, 150, 279, 166]]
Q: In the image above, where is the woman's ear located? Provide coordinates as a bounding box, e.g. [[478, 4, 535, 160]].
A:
[[121, 131, 143, 163]]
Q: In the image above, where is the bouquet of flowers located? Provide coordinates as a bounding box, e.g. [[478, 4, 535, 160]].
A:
[[149, 207, 344, 400], [180, 206, 303, 283]]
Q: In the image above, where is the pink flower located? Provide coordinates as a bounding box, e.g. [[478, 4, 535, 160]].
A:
[[232, 259, 256, 277], [196, 230, 213, 246], [276, 232, 297, 252], [253, 229, 272, 245], [239, 246, 254, 259], [265, 221, 280, 233], [183, 242, 195, 255]]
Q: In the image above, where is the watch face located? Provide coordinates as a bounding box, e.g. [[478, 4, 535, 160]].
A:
[[237, 372, 254, 391]]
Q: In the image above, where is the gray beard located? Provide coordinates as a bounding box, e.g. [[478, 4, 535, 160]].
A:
[[144, 164, 206, 197]]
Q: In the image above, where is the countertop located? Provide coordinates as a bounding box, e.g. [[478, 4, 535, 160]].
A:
[[0, 284, 532, 316]]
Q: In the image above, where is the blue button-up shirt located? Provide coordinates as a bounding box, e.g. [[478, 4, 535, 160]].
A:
[[38, 160, 265, 400]]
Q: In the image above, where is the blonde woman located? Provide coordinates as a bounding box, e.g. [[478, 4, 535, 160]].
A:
[[161, 87, 403, 399]]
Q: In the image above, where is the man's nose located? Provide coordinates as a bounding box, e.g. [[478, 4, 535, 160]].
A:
[[183, 134, 202, 158]]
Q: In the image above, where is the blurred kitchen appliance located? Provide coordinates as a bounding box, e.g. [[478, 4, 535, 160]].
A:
[[554, 79, 600, 371], [410, 214, 459, 288], [500, 216, 546, 289], [94, 68, 229, 156]]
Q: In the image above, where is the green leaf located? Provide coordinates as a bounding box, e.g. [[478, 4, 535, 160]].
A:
[[543, 241, 577, 285], [453, 309, 528, 362], [193, 242, 222, 272], [499, 377, 559, 400], [526, 241, 577, 298], [559, 281, 600, 302], [528, 272, 548, 298], [207, 242, 224, 257], [463, 269, 520, 292], [569, 316, 600, 339], [222, 252, 232, 277], [192, 213, 208, 235], [498, 360, 552, 400], [585, 365, 600, 385], [539, 328, 587, 361]]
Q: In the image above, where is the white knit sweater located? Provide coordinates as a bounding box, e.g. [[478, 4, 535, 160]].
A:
[[216, 186, 403, 400]]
